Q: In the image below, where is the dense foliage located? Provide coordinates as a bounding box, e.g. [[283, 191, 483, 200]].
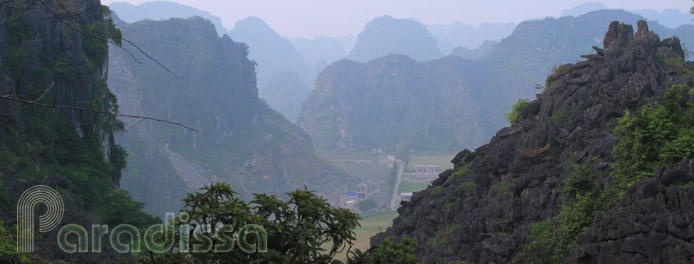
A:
[[613, 85, 694, 187], [137, 183, 419, 263]]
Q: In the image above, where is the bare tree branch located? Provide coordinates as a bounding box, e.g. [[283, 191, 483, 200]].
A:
[[0, 94, 199, 133]]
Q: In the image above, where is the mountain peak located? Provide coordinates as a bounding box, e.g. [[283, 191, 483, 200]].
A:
[[347, 15, 441, 62]]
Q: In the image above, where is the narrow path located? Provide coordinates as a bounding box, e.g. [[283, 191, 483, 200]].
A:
[[390, 160, 404, 210]]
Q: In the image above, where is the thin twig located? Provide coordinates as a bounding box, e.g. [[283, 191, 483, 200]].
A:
[[0, 121, 40, 170], [32, 82, 54, 102], [0, 94, 199, 133], [130, 118, 146, 129]]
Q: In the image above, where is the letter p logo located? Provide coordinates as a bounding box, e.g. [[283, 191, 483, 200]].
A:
[[17, 185, 64, 252]]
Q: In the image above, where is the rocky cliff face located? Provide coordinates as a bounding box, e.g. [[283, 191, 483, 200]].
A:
[[108, 17, 354, 217], [372, 21, 694, 263], [0, 1, 154, 262]]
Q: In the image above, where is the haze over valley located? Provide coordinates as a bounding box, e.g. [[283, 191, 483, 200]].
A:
[[2, 0, 694, 263]]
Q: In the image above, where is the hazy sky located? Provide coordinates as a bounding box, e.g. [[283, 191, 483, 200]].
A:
[[101, 0, 691, 38]]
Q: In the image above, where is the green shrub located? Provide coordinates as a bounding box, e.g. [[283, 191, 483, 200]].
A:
[[444, 201, 457, 208], [550, 108, 566, 123], [658, 55, 686, 74], [349, 237, 422, 264], [515, 158, 603, 263], [545, 64, 572, 88], [490, 176, 512, 200], [513, 221, 574, 264], [459, 182, 475, 196], [432, 186, 445, 196], [507, 99, 530, 125], [450, 164, 471, 180], [613, 85, 694, 188]]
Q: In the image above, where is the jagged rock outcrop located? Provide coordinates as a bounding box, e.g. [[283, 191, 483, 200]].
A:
[[372, 21, 694, 263], [603, 21, 633, 49], [569, 159, 694, 263]]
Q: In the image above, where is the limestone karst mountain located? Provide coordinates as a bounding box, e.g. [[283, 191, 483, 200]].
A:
[[108, 17, 353, 216], [347, 15, 442, 62]]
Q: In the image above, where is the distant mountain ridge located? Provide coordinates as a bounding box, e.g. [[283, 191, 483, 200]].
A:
[[427, 22, 516, 53], [109, 1, 228, 35], [299, 9, 694, 153], [561, 2, 693, 29], [347, 16, 442, 62]]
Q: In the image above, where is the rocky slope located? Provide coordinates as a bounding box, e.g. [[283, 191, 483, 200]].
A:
[[108, 17, 354, 216], [372, 21, 694, 263], [347, 16, 442, 63]]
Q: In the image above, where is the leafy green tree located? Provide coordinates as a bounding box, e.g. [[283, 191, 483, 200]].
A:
[[137, 183, 421, 263], [348, 237, 422, 264]]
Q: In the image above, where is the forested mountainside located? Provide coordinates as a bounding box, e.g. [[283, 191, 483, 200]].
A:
[[108, 16, 353, 216], [372, 21, 694, 263], [299, 9, 694, 153], [347, 16, 442, 63], [0, 1, 157, 262]]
